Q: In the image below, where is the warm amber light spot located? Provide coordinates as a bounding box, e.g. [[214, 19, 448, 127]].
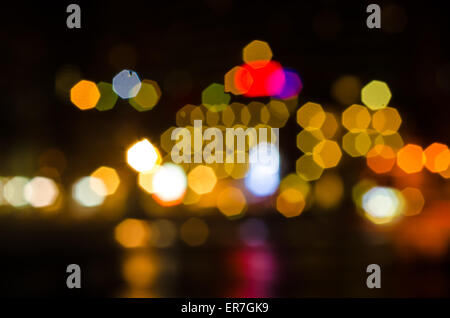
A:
[[70, 80, 100, 110], [243, 40, 273, 68], [424, 143, 450, 173], [366, 144, 396, 174], [401, 187, 425, 216], [216, 187, 246, 217], [276, 188, 306, 218], [312, 140, 342, 169], [397, 144, 425, 174]]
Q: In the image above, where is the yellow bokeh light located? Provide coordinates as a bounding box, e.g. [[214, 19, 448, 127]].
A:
[[297, 102, 326, 130], [129, 79, 161, 111], [115, 218, 151, 248], [342, 104, 371, 132], [266, 100, 290, 128], [296, 129, 324, 154], [91, 166, 120, 196], [361, 80, 392, 110], [401, 187, 425, 216], [372, 107, 402, 135], [343, 132, 372, 157], [296, 154, 324, 181], [280, 173, 310, 198], [180, 217, 209, 246], [242, 40, 273, 68], [70, 80, 100, 110], [320, 112, 339, 139], [187, 165, 217, 195], [313, 140, 342, 169], [373, 132, 404, 152], [216, 187, 246, 218], [126, 139, 161, 173], [314, 173, 344, 209], [276, 188, 306, 218]]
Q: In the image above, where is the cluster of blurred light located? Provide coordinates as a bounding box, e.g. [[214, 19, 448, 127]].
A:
[[224, 40, 302, 99], [151, 163, 187, 206], [72, 176, 107, 207], [245, 142, 280, 197], [296, 102, 342, 180], [70, 70, 161, 112], [173, 101, 290, 135], [126, 139, 161, 173], [362, 186, 403, 224]]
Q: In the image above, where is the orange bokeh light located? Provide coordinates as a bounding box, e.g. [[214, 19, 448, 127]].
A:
[[70, 80, 100, 110], [397, 144, 425, 174], [424, 143, 450, 173], [366, 144, 396, 174]]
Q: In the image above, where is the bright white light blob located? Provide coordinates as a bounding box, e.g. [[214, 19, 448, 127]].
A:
[[362, 186, 403, 223], [3, 176, 30, 207], [152, 163, 187, 203], [245, 142, 280, 197], [127, 139, 160, 173], [248, 142, 280, 175], [24, 177, 59, 208], [73, 176, 106, 207]]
